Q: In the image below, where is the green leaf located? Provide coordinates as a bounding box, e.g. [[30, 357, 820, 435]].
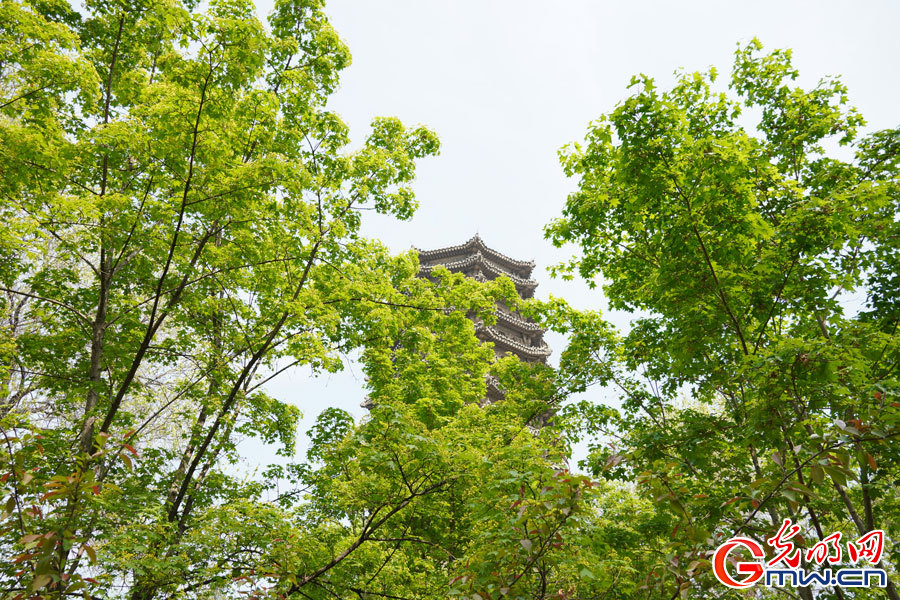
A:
[[32, 574, 52, 591], [810, 465, 824, 484], [823, 465, 847, 487]]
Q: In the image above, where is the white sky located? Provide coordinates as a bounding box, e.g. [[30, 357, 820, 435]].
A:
[[250, 0, 900, 464]]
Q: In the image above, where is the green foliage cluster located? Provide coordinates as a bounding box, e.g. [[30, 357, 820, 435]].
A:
[[3, 0, 896, 596], [546, 39, 900, 600], [0, 0, 654, 598]]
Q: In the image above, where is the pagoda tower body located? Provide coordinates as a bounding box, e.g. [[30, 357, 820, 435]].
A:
[[417, 236, 550, 402], [361, 236, 550, 410]]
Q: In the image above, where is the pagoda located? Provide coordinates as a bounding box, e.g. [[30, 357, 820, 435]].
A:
[[361, 235, 551, 408], [417, 235, 550, 401]]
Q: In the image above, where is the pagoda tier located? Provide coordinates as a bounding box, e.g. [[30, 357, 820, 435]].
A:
[[474, 324, 552, 361], [416, 235, 550, 364], [418, 251, 538, 299], [418, 235, 535, 278]]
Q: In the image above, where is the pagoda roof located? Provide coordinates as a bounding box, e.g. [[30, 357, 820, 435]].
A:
[[419, 251, 538, 294], [417, 235, 535, 276], [494, 310, 543, 333], [475, 324, 552, 360]]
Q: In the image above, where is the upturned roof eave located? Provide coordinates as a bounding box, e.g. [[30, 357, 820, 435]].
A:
[[476, 325, 552, 359], [493, 310, 543, 333], [418, 253, 538, 289], [416, 235, 536, 275]]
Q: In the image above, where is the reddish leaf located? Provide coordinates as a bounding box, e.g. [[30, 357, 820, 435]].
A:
[[866, 454, 877, 470]]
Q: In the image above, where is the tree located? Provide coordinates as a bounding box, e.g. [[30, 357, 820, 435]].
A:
[[266, 269, 652, 600], [0, 1, 644, 599], [546, 40, 900, 599], [0, 0, 443, 595]]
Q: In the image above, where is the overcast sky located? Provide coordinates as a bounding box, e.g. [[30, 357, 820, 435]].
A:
[[250, 0, 900, 463]]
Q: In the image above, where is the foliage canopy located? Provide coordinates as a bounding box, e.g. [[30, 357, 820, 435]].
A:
[[3, 1, 898, 597], [547, 38, 900, 600], [0, 0, 651, 599]]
